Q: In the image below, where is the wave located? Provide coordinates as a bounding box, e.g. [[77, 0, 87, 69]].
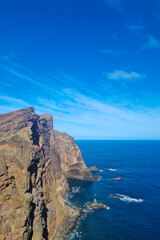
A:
[[100, 170, 103, 172], [120, 195, 143, 203], [83, 208, 94, 214], [64, 187, 81, 204], [109, 194, 143, 203], [98, 176, 102, 181], [65, 210, 85, 240], [64, 195, 73, 204], [106, 168, 117, 171], [71, 186, 81, 193], [65, 228, 82, 240]]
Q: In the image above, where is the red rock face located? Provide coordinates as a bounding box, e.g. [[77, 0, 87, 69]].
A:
[[0, 107, 97, 240]]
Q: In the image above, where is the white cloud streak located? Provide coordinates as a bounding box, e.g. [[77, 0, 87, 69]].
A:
[[0, 96, 29, 107], [128, 25, 144, 33], [104, 70, 145, 81], [0, 58, 159, 139], [35, 91, 160, 139], [104, 0, 123, 11], [0, 86, 160, 139], [100, 49, 115, 55], [143, 34, 160, 49]]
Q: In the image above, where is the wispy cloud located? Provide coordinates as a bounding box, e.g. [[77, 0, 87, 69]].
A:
[[100, 49, 115, 55], [0, 64, 79, 101], [143, 34, 160, 49], [128, 25, 144, 33], [35, 90, 160, 139], [0, 56, 159, 139], [103, 70, 146, 81], [1, 65, 40, 86], [104, 0, 123, 11], [1, 89, 160, 139], [0, 96, 30, 113], [0, 96, 29, 106]]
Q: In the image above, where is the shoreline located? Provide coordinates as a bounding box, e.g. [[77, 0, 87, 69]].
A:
[[55, 202, 82, 240], [55, 183, 109, 239], [55, 169, 103, 239]]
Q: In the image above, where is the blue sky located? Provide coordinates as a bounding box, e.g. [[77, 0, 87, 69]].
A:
[[0, 0, 160, 139]]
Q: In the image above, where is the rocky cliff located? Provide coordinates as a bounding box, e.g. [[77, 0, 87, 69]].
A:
[[0, 107, 97, 240]]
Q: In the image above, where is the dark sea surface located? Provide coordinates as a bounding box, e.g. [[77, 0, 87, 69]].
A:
[[66, 140, 160, 240]]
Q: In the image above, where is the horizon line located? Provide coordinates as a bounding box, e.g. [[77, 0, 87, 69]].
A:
[[75, 138, 160, 140]]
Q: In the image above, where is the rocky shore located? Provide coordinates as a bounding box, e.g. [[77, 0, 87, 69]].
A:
[[55, 204, 82, 240], [60, 198, 109, 239]]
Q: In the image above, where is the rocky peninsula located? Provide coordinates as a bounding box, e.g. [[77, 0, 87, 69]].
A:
[[0, 107, 99, 240]]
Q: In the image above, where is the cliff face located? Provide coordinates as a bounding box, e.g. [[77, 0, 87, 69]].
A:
[[52, 130, 98, 181], [0, 107, 97, 240]]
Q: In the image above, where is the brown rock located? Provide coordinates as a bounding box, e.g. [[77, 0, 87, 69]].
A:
[[0, 107, 97, 240], [109, 194, 125, 199], [88, 166, 101, 172], [84, 199, 109, 211]]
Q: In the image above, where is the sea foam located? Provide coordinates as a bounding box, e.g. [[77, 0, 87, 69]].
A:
[[107, 168, 117, 171], [72, 186, 81, 193], [117, 194, 144, 203]]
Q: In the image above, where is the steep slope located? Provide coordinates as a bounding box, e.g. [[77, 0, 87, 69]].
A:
[[0, 107, 98, 240]]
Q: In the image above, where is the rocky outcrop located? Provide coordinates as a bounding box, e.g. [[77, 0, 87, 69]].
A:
[[88, 166, 100, 172], [0, 107, 97, 240], [83, 199, 109, 211]]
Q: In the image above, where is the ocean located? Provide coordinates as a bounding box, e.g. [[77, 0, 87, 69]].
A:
[[66, 140, 160, 240]]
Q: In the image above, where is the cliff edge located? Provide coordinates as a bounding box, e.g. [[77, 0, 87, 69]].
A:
[[0, 107, 97, 240]]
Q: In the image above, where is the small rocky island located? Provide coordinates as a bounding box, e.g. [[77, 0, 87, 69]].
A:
[[109, 194, 125, 199], [84, 199, 109, 211]]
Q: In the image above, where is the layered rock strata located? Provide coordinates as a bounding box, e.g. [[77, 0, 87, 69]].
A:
[[0, 107, 97, 240]]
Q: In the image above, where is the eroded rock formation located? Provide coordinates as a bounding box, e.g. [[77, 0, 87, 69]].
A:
[[0, 107, 97, 240], [84, 199, 109, 211]]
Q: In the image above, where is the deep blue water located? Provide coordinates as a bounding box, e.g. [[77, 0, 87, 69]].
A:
[[66, 140, 160, 240]]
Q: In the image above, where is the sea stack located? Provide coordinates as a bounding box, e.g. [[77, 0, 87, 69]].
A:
[[84, 199, 109, 210]]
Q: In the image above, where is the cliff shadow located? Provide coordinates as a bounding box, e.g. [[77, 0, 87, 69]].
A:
[[42, 203, 49, 240]]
